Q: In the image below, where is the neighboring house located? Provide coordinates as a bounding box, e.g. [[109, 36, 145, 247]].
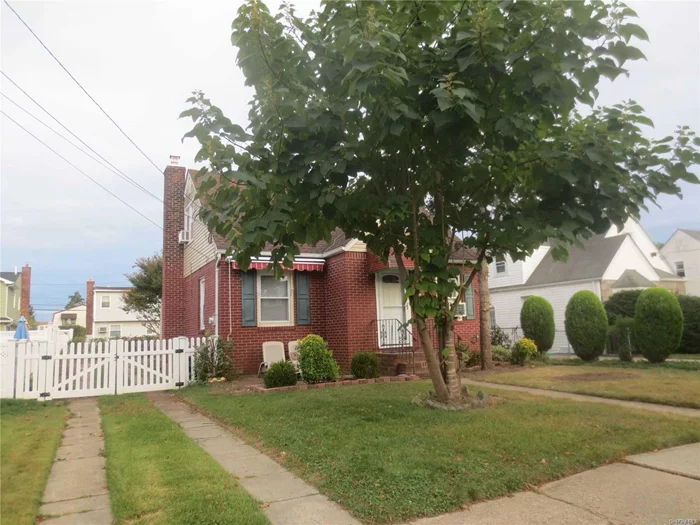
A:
[[51, 305, 87, 328], [489, 220, 684, 353], [161, 163, 481, 375], [0, 265, 31, 329], [85, 281, 152, 338], [661, 229, 700, 296]]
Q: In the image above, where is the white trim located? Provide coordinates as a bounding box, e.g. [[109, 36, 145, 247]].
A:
[[374, 270, 411, 348], [199, 277, 206, 330], [100, 295, 111, 309], [256, 270, 294, 327], [214, 260, 220, 336], [0, 277, 13, 285]]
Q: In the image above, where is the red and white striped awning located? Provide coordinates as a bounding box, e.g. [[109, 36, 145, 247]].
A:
[[230, 258, 324, 272]]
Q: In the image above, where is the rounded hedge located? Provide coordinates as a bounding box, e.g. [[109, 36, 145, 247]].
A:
[[510, 338, 538, 365], [264, 361, 298, 388], [565, 290, 608, 361], [297, 334, 339, 383], [604, 289, 642, 325], [677, 295, 700, 354], [520, 296, 555, 353], [634, 288, 683, 363], [351, 352, 381, 379]]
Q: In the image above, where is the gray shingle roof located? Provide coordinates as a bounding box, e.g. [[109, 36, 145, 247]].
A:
[[525, 234, 627, 287], [0, 272, 20, 284], [612, 269, 654, 289], [655, 268, 683, 280], [680, 229, 700, 242]]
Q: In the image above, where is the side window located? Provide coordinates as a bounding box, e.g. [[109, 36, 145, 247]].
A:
[[495, 256, 506, 274], [675, 261, 685, 277], [101, 296, 110, 308]]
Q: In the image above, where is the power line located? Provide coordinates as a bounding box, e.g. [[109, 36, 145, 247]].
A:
[[0, 91, 162, 203], [3, 0, 166, 177], [2, 110, 163, 230]]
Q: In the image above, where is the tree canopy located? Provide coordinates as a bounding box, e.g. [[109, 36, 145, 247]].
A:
[[122, 254, 162, 336], [65, 291, 85, 310], [182, 0, 699, 400]]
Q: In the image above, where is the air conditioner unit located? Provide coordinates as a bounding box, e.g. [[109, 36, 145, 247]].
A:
[[178, 230, 191, 244], [98, 327, 107, 334], [455, 302, 467, 320]]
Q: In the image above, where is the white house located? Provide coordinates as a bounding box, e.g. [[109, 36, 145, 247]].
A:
[[661, 229, 700, 296], [86, 282, 152, 338], [51, 305, 87, 328], [489, 219, 685, 353]]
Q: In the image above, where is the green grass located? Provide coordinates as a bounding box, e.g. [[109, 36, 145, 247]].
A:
[[100, 394, 269, 525], [0, 399, 67, 525], [670, 353, 700, 360], [179, 382, 700, 523], [551, 357, 700, 371], [473, 364, 700, 408]]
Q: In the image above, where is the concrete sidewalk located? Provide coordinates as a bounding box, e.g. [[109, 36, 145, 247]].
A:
[[40, 398, 113, 525], [463, 378, 700, 418], [149, 392, 359, 525], [412, 442, 700, 525]]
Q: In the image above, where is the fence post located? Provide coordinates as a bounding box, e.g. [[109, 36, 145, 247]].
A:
[[0, 340, 18, 398]]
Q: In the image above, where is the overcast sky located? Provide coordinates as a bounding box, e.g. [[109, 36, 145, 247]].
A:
[[1, 1, 699, 320]]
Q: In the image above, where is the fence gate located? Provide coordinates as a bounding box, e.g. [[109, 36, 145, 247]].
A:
[[2, 337, 203, 400]]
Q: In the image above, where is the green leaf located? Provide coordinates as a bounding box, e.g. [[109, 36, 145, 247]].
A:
[[533, 69, 556, 87], [457, 55, 477, 72], [437, 97, 455, 112], [619, 23, 649, 43], [390, 122, 404, 136]]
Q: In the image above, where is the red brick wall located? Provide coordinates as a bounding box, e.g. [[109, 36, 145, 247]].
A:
[[162, 165, 187, 339], [343, 252, 378, 367], [182, 261, 217, 337], [20, 264, 31, 320]]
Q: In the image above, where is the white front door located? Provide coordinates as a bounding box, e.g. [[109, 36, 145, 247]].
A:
[[377, 273, 410, 348]]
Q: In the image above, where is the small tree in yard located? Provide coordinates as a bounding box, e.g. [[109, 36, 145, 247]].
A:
[[565, 291, 608, 361], [182, 1, 700, 402], [635, 288, 683, 362], [520, 296, 555, 353], [123, 254, 162, 336]]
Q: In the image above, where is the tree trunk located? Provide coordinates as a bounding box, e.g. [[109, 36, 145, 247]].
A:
[[443, 317, 462, 397], [479, 263, 493, 370], [415, 315, 450, 402]]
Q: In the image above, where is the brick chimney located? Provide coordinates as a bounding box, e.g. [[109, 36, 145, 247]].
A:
[[20, 264, 31, 319], [162, 163, 187, 339], [86, 279, 95, 334]]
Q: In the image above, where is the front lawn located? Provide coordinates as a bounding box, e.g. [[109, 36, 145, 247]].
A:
[[670, 353, 700, 360], [470, 363, 700, 408], [179, 381, 700, 523], [0, 399, 67, 525], [100, 394, 269, 525]]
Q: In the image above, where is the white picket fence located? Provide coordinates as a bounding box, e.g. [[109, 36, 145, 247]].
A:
[[0, 326, 73, 343], [0, 337, 205, 400]]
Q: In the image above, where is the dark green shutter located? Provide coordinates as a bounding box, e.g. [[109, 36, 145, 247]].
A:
[[465, 284, 475, 320], [296, 272, 310, 325], [241, 270, 256, 327]]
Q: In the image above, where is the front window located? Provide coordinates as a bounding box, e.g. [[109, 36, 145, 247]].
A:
[[676, 261, 685, 277], [259, 273, 291, 323], [109, 325, 121, 338], [495, 256, 506, 274], [101, 295, 110, 308]]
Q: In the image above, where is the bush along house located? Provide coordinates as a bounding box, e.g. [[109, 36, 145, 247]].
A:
[[162, 160, 481, 376]]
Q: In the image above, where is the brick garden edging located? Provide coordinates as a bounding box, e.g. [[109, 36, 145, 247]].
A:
[[250, 374, 422, 393]]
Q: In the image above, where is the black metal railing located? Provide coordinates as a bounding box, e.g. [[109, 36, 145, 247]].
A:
[[372, 319, 414, 349]]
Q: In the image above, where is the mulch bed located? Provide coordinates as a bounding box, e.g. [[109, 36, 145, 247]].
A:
[[251, 374, 422, 393]]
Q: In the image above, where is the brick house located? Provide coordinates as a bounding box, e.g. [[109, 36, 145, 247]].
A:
[[162, 163, 481, 375]]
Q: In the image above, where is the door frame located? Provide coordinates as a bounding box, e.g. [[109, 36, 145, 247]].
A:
[[375, 270, 411, 348]]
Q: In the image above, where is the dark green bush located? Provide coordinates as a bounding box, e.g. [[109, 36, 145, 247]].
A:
[[635, 288, 683, 363], [520, 296, 555, 353], [351, 352, 381, 379], [490, 325, 512, 347], [604, 290, 642, 325], [511, 338, 538, 365], [264, 361, 298, 388], [677, 295, 700, 354], [298, 334, 339, 383], [193, 338, 234, 383], [612, 317, 635, 362], [565, 291, 608, 361], [491, 345, 512, 362]]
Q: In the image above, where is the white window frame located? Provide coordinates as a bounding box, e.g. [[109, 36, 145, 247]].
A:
[[98, 326, 108, 334], [257, 271, 294, 327], [109, 324, 121, 338], [100, 295, 111, 308], [675, 261, 685, 278], [495, 256, 507, 275], [185, 202, 194, 235], [199, 278, 206, 330]]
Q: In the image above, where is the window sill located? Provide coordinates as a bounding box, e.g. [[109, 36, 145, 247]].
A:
[[255, 322, 295, 329]]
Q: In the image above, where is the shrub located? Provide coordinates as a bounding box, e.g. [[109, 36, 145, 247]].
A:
[[635, 288, 683, 363], [604, 290, 642, 325], [677, 295, 700, 354], [351, 352, 381, 379], [264, 361, 298, 388], [616, 317, 635, 362], [565, 290, 608, 361], [61, 325, 86, 343], [193, 338, 234, 383], [491, 345, 512, 362], [297, 334, 339, 383], [520, 296, 555, 353], [511, 338, 538, 365], [490, 325, 512, 347]]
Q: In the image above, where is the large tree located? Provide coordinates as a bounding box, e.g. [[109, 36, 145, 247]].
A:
[[65, 291, 85, 310], [183, 0, 699, 402], [122, 254, 162, 336]]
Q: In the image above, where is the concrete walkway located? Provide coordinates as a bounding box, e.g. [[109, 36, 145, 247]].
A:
[[412, 442, 700, 525], [463, 378, 700, 418], [40, 398, 112, 525], [149, 392, 359, 525]]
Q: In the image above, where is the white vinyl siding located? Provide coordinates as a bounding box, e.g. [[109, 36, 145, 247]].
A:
[[662, 230, 700, 295], [183, 175, 217, 276], [602, 236, 659, 282]]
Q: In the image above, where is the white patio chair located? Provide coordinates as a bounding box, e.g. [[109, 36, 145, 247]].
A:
[[288, 340, 300, 375], [257, 341, 286, 377]]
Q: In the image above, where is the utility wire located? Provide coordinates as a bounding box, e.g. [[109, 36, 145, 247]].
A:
[[2, 110, 163, 230], [0, 90, 162, 202], [3, 0, 166, 177]]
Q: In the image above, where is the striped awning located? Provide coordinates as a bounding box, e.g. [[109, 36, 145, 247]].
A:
[[231, 258, 324, 272]]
